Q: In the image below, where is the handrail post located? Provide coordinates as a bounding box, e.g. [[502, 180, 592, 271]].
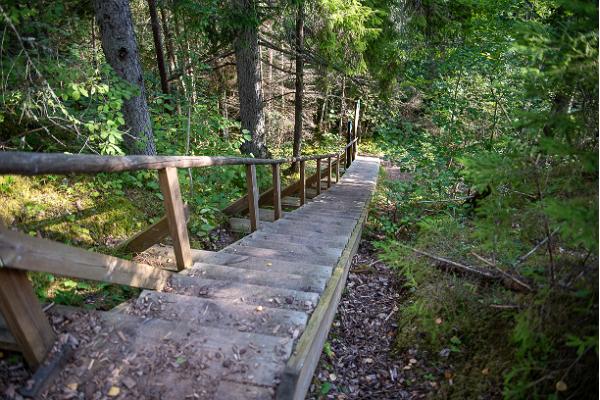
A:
[[0, 269, 56, 368], [346, 121, 353, 168], [316, 158, 322, 195], [158, 167, 192, 271], [272, 163, 282, 221], [299, 160, 306, 205], [245, 164, 259, 232], [327, 157, 332, 188], [335, 154, 340, 183]]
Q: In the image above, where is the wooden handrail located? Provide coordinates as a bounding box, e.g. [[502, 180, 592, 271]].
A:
[[0, 138, 358, 176]]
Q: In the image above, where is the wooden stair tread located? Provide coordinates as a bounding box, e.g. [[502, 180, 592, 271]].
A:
[[169, 274, 320, 311], [131, 291, 308, 338], [223, 244, 339, 265], [237, 237, 343, 259], [40, 310, 293, 397], [186, 248, 333, 279], [187, 261, 328, 292], [247, 231, 348, 248]]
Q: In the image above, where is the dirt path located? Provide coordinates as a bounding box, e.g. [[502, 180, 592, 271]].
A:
[[307, 238, 430, 400]]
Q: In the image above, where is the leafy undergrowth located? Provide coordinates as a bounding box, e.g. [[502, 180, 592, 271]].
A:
[[364, 132, 598, 399]]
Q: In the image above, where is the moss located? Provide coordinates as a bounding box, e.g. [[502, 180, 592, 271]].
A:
[[0, 174, 154, 309]]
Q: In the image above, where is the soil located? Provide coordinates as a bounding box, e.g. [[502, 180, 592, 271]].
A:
[[307, 238, 438, 400]]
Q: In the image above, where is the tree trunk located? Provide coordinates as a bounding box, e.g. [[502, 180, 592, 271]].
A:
[[292, 1, 305, 171], [160, 6, 177, 76], [94, 0, 156, 155], [147, 0, 169, 95], [233, 0, 268, 158], [338, 76, 346, 136]]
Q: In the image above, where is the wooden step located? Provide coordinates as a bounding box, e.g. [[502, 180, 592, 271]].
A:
[[279, 213, 358, 227], [130, 291, 308, 338], [247, 231, 348, 248], [187, 248, 333, 279], [230, 217, 272, 234], [237, 237, 343, 260], [41, 310, 293, 397], [169, 274, 320, 311], [257, 208, 287, 222], [188, 262, 328, 292], [260, 220, 356, 236], [223, 244, 339, 266]]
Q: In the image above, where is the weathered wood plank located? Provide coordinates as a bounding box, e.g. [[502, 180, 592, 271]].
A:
[[327, 157, 332, 188], [299, 160, 306, 206], [315, 159, 322, 195], [158, 167, 192, 270], [0, 269, 55, 368], [272, 163, 282, 220], [224, 245, 338, 266], [229, 217, 272, 233], [133, 291, 308, 338], [246, 164, 260, 232], [0, 226, 173, 289]]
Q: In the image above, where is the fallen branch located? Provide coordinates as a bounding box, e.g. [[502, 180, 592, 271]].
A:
[[471, 252, 533, 292], [513, 226, 560, 267], [403, 245, 530, 292]]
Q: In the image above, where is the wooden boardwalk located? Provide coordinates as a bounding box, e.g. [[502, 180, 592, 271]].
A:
[[3, 155, 380, 399]]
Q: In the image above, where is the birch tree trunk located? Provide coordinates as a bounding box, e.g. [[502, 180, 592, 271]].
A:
[[233, 0, 268, 158], [94, 0, 157, 155]]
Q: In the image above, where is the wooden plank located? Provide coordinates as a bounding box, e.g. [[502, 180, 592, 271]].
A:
[[158, 167, 192, 270], [327, 157, 332, 188], [224, 245, 338, 266], [147, 245, 333, 279], [0, 269, 55, 368], [0, 226, 173, 290], [246, 164, 259, 232], [0, 152, 288, 175], [276, 184, 373, 400], [229, 217, 272, 233], [272, 163, 282, 220], [169, 275, 320, 311], [336, 154, 340, 183], [134, 291, 309, 338], [189, 262, 328, 292], [118, 205, 189, 253], [299, 160, 306, 206], [238, 237, 343, 259], [0, 314, 19, 351], [315, 159, 322, 195]]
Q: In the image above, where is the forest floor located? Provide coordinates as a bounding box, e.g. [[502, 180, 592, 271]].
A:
[[307, 238, 436, 400]]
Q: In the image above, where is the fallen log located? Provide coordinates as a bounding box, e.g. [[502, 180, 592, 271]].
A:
[[402, 245, 532, 292]]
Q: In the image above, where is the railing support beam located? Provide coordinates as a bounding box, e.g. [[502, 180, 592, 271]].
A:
[[0, 269, 55, 368], [272, 164, 282, 221], [299, 160, 306, 205], [335, 154, 340, 183], [245, 164, 259, 232], [315, 159, 322, 195], [158, 167, 192, 271], [327, 157, 332, 188]]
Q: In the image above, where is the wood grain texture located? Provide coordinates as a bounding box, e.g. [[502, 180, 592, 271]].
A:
[[299, 160, 306, 206], [0, 269, 55, 368], [158, 167, 192, 270], [315, 159, 322, 195], [246, 164, 260, 232], [0, 226, 173, 289], [272, 163, 282, 220]]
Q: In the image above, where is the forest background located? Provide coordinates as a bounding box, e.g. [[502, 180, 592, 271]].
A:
[[0, 0, 597, 398]]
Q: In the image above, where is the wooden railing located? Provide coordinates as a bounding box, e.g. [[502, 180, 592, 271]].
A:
[[0, 135, 358, 368]]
